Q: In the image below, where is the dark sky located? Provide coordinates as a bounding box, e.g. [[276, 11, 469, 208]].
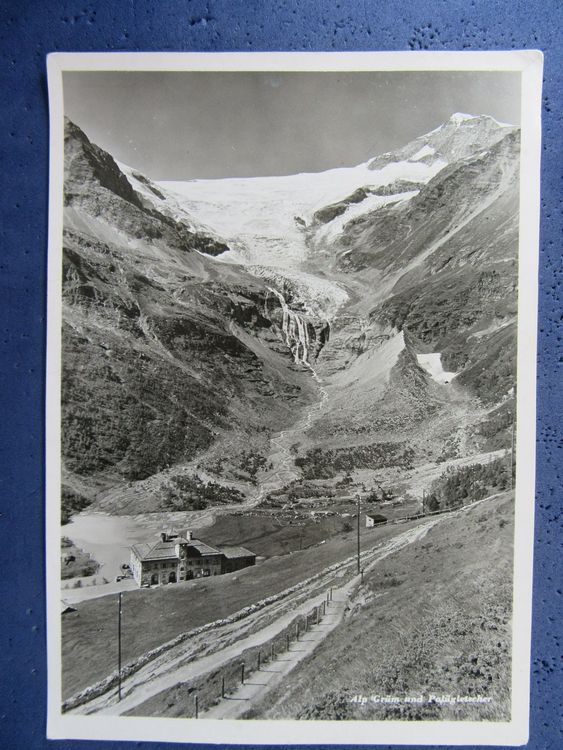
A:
[[63, 70, 521, 180]]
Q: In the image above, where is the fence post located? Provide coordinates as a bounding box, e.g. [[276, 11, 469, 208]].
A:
[[326, 591, 330, 607], [195, 693, 199, 719], [241, 663, 245, 685], [221, 675, 225, 698], [271, 642, 275, 661], [296, 622, 299, 641], [117, 592, 122, 702], [330, 587, 333, 601], [286, 634, 290, 651], [257, 651, 261, 670]]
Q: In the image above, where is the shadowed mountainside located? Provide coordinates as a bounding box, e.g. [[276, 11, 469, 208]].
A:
[[61, 119, 319, 516]]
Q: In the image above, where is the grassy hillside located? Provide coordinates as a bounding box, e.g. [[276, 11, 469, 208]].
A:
[[61, 518, 414, 700], [246, 491, 513, 721]]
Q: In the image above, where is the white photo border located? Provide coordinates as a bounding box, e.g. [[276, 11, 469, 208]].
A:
[[46, 50, 543, 747]]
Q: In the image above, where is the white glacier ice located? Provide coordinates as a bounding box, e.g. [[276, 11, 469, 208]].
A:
[[410, 144, 436, 161]]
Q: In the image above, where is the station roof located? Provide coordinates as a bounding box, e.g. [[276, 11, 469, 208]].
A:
[[221, 546, 256, 559], [131, 536, 222, 562], [186, 540, 222, 556], [131, 539, 180, 562]]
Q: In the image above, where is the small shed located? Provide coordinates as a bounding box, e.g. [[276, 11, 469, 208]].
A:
[[365, 513, 388, 528], [221, 546, 256, 573]]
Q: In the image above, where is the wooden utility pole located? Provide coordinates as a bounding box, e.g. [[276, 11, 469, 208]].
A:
[[117, 592, 122, 702], [356, 493, 361, 574], [510, 389, 516, 491]]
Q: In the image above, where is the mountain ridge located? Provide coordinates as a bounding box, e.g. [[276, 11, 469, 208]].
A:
[[61, 118, 322, 518], [60, 112, 519, 519]]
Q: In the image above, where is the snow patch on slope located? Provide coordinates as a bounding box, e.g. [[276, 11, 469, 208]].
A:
[[316, 190, 419, 244], [450, 112, 477, 124], [410, 144, 435, 161], [417, 353, 457, 384], [468, 319, 513, 340]]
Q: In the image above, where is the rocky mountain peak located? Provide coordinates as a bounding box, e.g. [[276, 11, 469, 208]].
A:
[[448, 112, 477, 124], [420, 112, 517, 162], [367, 112, 517, 172], [63, 118, 231, 260], [448, 112, 511, 127], [64, 117, 144, 210]]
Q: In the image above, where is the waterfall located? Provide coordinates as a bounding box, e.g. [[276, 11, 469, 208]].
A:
[[267, 287, 311, 365]]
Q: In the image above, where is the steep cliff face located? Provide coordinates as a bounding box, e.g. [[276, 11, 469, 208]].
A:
[[297, 116, 519, 466], [331, 130, 519, 277], [309, 123, 518, 370], [61, 120, 318, 512], [64, 118, 231, 259]]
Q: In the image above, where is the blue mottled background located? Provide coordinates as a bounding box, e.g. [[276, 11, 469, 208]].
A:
[[0, 2, 561, 748]]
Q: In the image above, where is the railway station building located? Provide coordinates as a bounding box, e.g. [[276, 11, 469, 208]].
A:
[[130, 530, 256, 587]]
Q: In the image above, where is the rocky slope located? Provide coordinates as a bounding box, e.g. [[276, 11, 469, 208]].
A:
[[295, 115, 519, 472], [61, 120, 320, 516], [61, 112, 520, 518]]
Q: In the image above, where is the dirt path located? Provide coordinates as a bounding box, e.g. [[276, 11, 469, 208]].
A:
[[82, 584, 338, 717], [203, 589, 353, 719], [202, 518, 441, 719]]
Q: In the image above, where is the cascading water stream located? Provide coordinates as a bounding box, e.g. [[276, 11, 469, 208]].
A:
[[267, 287, 312, 365], [246, 287, 330, 506]]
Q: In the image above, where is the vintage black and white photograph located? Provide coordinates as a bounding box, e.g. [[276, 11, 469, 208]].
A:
[[46, 52, 542, 746]]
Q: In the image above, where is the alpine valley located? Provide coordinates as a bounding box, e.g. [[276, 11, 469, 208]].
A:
[[61, 112, 519, 520], [60, 111, 521, 721]]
